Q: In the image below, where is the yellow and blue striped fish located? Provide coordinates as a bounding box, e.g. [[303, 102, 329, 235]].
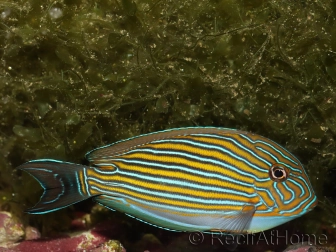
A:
[[18, 127, 317, 233]]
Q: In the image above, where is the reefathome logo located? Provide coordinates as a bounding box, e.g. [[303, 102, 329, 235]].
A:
[[188, 230, 328, 246]]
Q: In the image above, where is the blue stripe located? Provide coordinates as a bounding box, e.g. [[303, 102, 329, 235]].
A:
[[75, 172, 83, 197], [32, 159, 75, 165], [93, 163, 119, 174], [124, 213, 180, 231], [24, 168, 51, 190], [43, 176, 65, 204], [24, 167, 52, 173]]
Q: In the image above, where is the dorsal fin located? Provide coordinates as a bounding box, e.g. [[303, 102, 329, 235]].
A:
[[86, 127, 246, 162]]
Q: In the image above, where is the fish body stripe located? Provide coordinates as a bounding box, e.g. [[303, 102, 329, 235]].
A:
[[239, 134, 299, 166], [100, 157, 253, 187], [87, 173, 257, 204], [191, 133, 273, 167], [91, 166, 256, 197], [117, 147, 269, 182], [89, 179, 252, 207], [91, 185, 255, 214], [87, 168, 259, 208], [149, 138, 267, 173]]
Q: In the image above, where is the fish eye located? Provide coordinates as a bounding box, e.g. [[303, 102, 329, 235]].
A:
[[269, 164, 289, 182]]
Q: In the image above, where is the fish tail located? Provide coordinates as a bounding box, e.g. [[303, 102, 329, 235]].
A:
[[17, 159, 92, 214]]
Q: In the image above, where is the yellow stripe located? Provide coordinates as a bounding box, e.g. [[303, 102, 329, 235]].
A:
[[79, 170, 87, 195]]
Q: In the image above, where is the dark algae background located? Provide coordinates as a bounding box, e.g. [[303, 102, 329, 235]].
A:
[[0, 0, 335, 251]]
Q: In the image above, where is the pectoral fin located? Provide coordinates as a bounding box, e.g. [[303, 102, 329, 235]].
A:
[[209, 205, 256, 233]]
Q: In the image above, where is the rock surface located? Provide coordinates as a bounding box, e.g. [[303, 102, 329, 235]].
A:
[[0, 211, 24, 247], [0, 215, 125, 252]]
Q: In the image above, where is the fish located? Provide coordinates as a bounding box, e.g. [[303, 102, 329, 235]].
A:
[[17, 127, 317, 233]]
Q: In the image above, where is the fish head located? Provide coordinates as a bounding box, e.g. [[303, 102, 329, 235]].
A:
[[248, 134, 318, 218], [266, 161, 318, 216]]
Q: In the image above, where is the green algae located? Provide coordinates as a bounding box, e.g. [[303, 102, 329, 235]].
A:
[[12, 125, 42, 142], [0, 0, 335, 249]]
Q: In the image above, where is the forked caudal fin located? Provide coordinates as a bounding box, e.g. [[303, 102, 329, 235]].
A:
[[17, 159, 92, 214]]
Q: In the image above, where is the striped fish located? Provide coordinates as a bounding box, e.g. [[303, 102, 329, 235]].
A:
[[17, 127, 317, 233]]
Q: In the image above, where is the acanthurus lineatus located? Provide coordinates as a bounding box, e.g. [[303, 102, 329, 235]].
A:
[[18, 127, 317, 233]]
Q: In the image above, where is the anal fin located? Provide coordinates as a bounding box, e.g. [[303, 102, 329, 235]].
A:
[[94, 195, 256, 233]]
